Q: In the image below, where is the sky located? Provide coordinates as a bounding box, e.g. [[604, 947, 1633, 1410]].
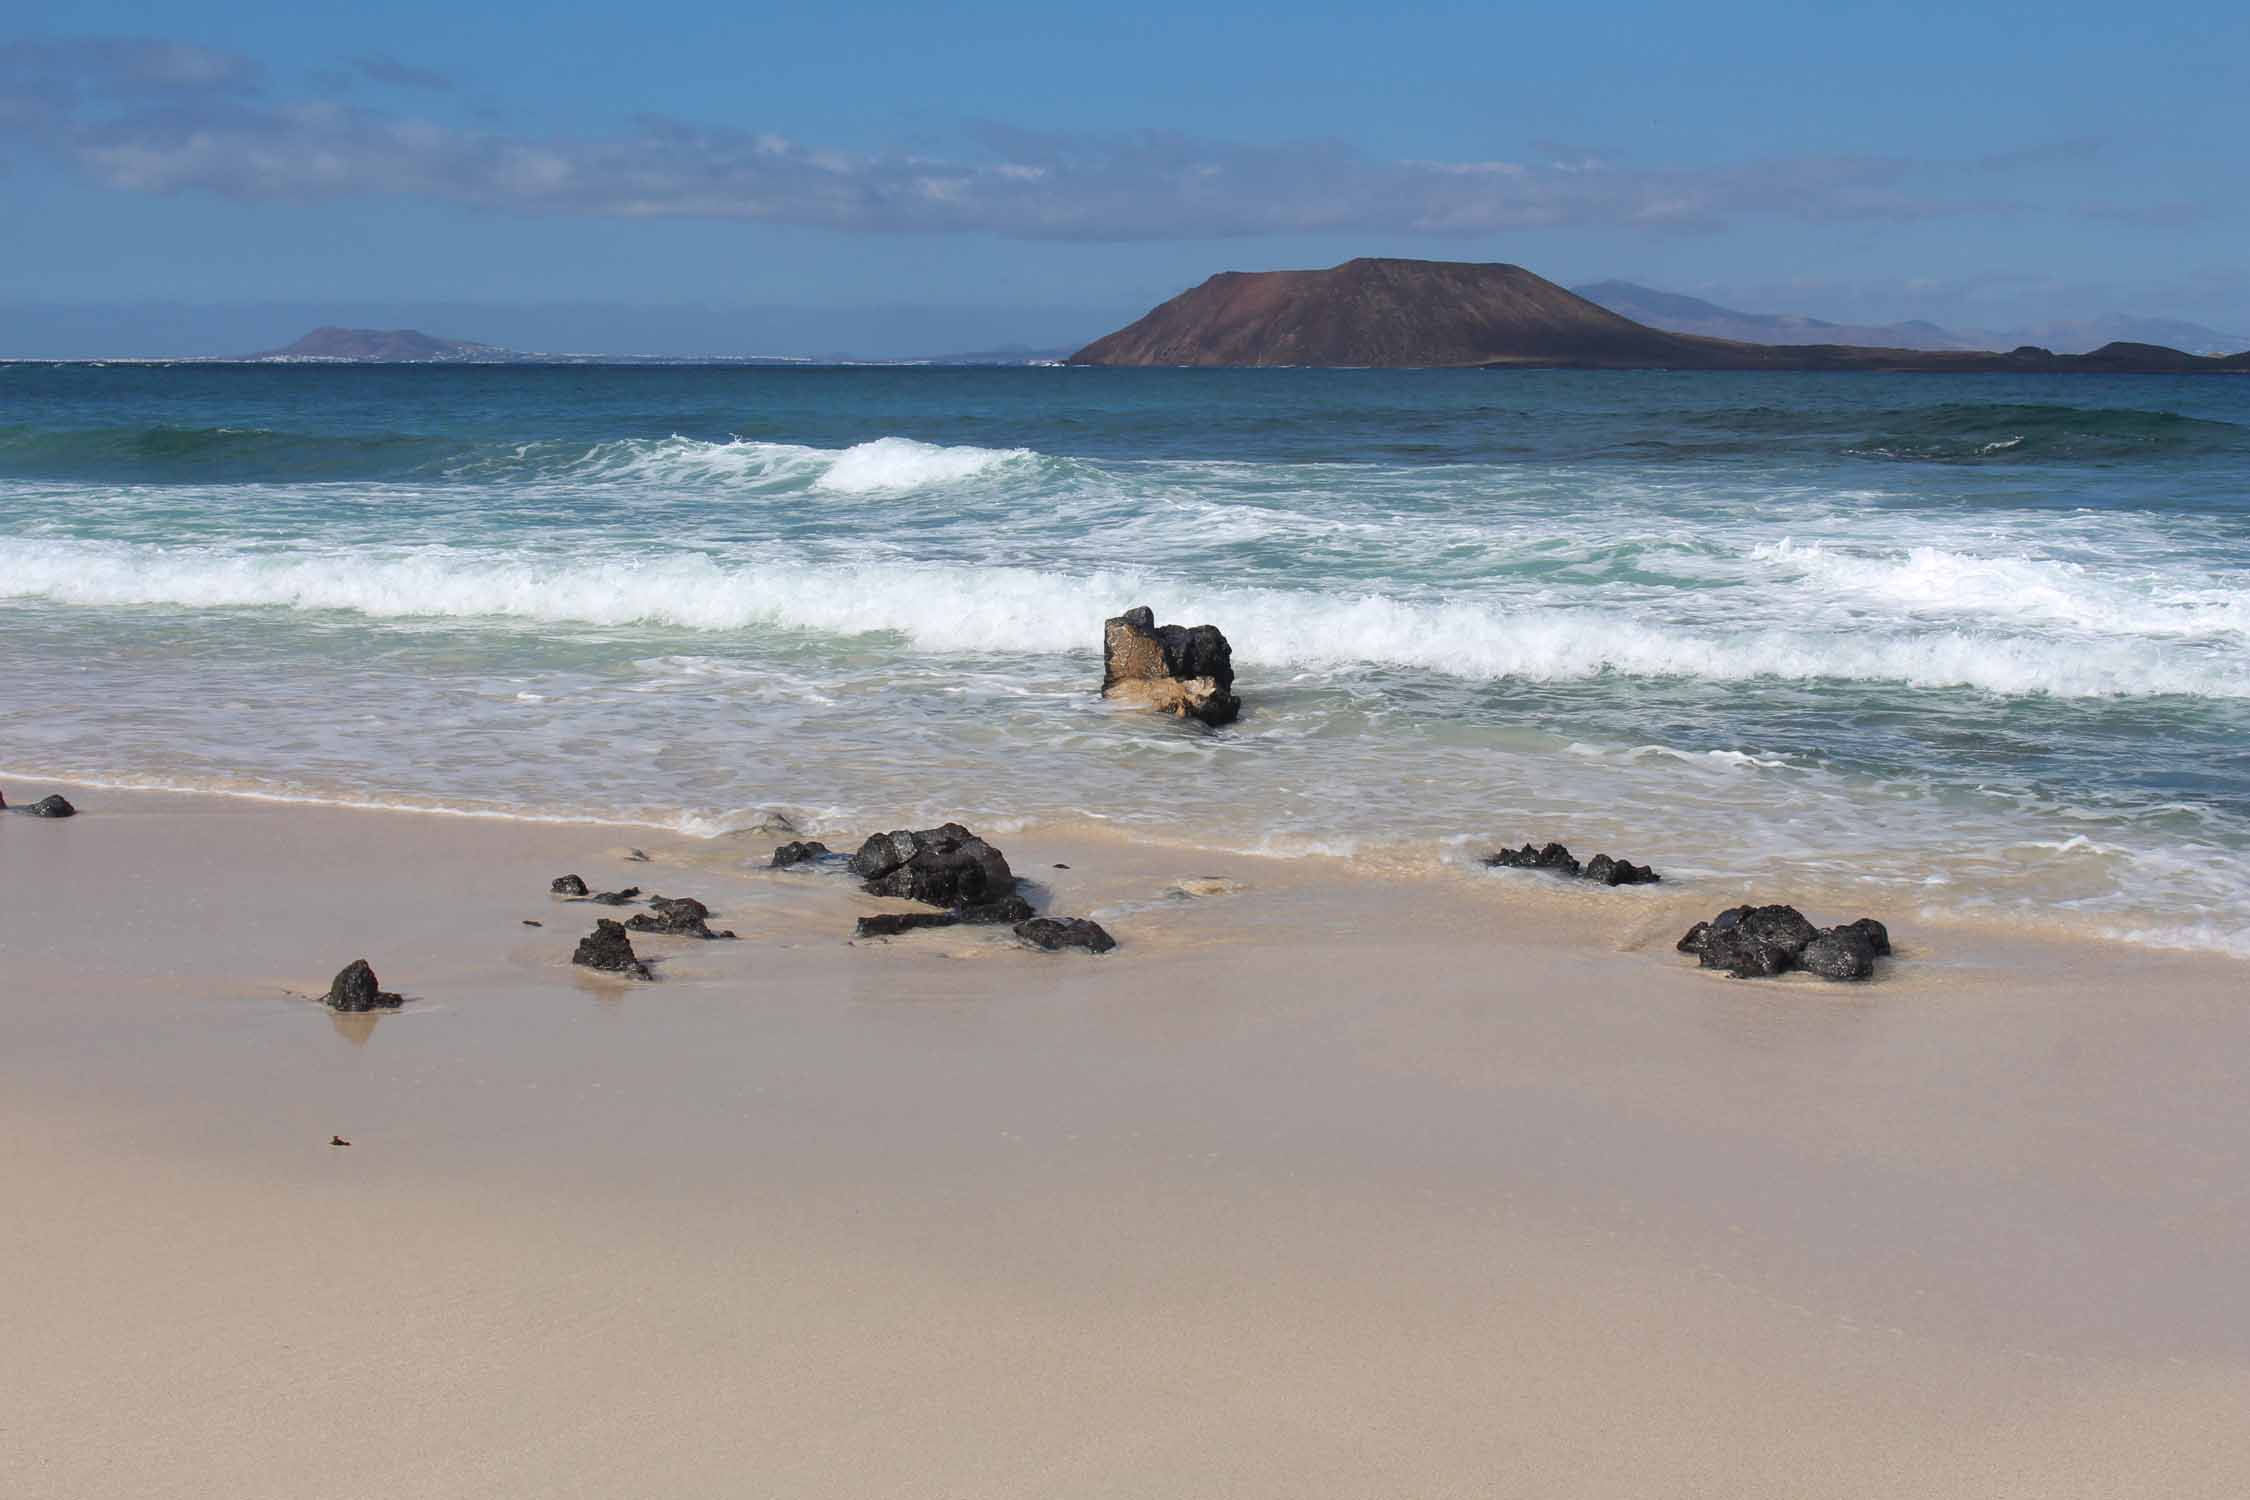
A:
[[3, 2, 2246, 355]]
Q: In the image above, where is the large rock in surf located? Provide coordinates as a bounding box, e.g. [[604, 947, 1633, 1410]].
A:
[[573, 918, 651, 978], [1101, 605, 1241, 727], [325, 959, 403, 1012], [849, 823, 1018, 910]]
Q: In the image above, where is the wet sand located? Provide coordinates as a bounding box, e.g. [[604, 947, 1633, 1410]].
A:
[[5, 788, 2248, 1497]]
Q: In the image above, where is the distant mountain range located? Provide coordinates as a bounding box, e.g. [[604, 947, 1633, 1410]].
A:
[[1068, 258, 2250, 372], [257, 327, 516, 362], [249, 326, 1071, 366], [1573, 281, 2250, 358]]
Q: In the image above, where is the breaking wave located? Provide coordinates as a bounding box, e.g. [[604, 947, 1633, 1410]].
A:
[[7, 540, 2245, 699], [0, 424, 1045, 491]]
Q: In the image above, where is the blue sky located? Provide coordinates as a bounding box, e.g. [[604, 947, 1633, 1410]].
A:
[[4, 2, 2245, 353]]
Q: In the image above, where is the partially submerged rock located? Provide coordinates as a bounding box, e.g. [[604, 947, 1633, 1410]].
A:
[[550, 874, 590, 896], [771, 840, 831, 868], [325, 959, 403, 1012], [587, 886, 642, 906], [1677, 904, 1893, 982], [1484, 841, 1659, 886], [625, 895, 737, 940], [849, 823, 1017, 910], [855, 912, 962, 939], [23, 794, 77, 819], [1101, 605, 1240, 727], [1014, 917, 1117, 954], [572, 918, 651, 978]]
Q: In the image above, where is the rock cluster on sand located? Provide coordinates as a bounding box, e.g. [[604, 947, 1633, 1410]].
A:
[[844, 822, 1115, 951], [325, 958, 403, 1012], [1101, 605, 1241, 727], [573, 918, 651, 979], [625, 895, 738, 940], [1484, 841, 1658, 886], [1677, 905, 1892, 981]]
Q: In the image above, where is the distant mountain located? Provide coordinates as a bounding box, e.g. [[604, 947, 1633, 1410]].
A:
[[1573, 281, 1976, 351], [255, 327, 516, 362], [1577, 281, 2250, 358], [1069, 258, 2250, 373], [1991, 314, 2250, 357]]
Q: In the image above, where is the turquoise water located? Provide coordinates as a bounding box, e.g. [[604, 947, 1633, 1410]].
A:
[[4, 363, 2247, 952]]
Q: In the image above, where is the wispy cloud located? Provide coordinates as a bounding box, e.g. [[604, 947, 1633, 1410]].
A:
[[350, 53, 454, 92], [0, 34, 2171, 242]]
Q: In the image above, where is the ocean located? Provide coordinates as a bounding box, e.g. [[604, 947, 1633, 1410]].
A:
[[4, 362, 2247, 954]]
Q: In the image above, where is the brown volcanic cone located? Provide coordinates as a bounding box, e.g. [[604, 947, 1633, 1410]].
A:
[[1068, 257, 2250, 374], [1068, 258, 1707, 368]]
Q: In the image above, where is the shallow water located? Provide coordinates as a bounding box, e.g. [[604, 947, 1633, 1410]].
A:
[[3, 362, 2246, 953]]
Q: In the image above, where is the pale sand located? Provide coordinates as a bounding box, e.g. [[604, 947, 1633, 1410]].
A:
[[5, 788, 2248, 1497]]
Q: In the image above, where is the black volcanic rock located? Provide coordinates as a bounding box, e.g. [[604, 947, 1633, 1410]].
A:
[[325, 959, 403, 1012], [1068, 258, 2249, 373], [854, 912, 963, 939], [1800, 928, 1879, 981], [1678, 904, 1895, 981], [848, 824, 1017, 910], [550, 874, 590, 896], [625, 896, 737, 939], [573, 918, 651, 978], [771, 840, 831, 868], [24, 794, 77, 818], [1484, 841, 1660, 886], [1014, 917, 1117, 954]]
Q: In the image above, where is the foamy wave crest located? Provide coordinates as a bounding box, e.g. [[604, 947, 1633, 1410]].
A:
[[518, 434, 1035, 493], [810, 436, 1033, 493], [1754, 539, 2250, 640], [8, 542, 2247, 698]]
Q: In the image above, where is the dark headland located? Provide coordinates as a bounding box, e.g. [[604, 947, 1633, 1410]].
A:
[[1067, 258, 2250, 373]]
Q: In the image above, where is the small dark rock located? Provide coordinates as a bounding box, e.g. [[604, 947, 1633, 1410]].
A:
[[26, 794, 77, 819], [587, 886, 642, 906], [1698, 925, 1797, 978], [1800, 928, 1879, 981], [1837, 917, 1892, 957], [522, 919, 543, 928], [771, 840, 831, 868], [959, 893, 1037, 925], [1676, 920, 1711, 954], [325, 958, 403, 1012], [1053, 863, 1070, 870], [572, 918, 651, 978], [1483, 841, 1583, 877], [1014, 917, 1117, 954], [550, 874, 589, 896], [854, 912, 963, 938], [1583, 853, 1660, 886], [331, 1135, 351, 1147], [646, 895, 709, 920]]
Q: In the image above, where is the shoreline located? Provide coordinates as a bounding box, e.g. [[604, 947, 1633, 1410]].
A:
[[9, 766, 2244, 968], [8, 786, 2250, 1494]]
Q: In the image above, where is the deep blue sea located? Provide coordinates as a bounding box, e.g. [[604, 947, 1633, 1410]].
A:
[[4, 362, 2247, 953]]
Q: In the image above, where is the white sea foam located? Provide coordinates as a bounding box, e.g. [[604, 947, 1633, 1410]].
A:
[[7, 540, 2247, 699], [810, 436, 1033, 493]]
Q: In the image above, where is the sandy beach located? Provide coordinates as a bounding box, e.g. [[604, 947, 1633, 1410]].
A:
[[5, 785, 2247, 1497]]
